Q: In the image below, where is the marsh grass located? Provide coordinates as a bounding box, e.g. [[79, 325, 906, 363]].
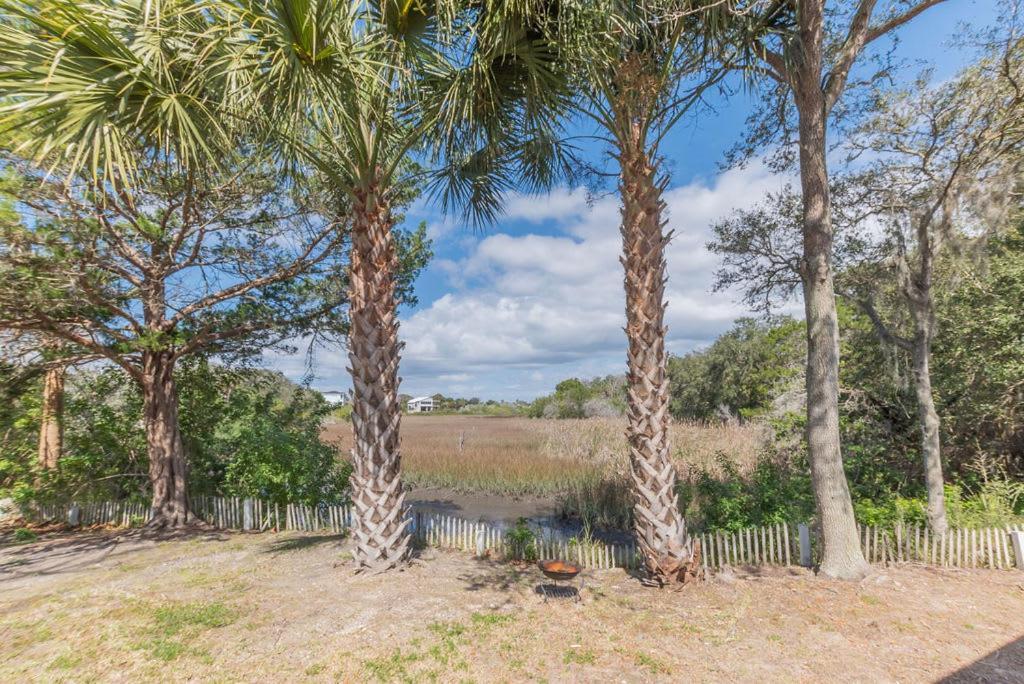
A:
[[323, 415, 768, 528]]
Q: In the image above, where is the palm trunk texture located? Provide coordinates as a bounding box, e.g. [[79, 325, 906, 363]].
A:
[[347, 184, 410, 572], [619, 134, 702, 586]]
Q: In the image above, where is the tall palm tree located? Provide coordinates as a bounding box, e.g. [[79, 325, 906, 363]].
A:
[[1, 0, 555, 552], [517, 0, 727, 585], [211, 0, 562, 571]]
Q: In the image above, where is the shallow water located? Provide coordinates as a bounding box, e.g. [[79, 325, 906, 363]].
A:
[[406, 486, 630, 543]]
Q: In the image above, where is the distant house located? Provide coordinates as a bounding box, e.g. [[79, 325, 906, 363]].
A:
[[407, 396, 435, 413], [320, 390, 347, 405]]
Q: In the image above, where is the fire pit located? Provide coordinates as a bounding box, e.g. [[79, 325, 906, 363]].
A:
[[537, 560, 584, 602]]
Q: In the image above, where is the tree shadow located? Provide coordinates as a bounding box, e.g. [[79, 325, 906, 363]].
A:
[[0, 527, 230, 583], [534, 583, 582, 602], [458, 558, 534, 593], [263, 533, 347, 554], [938, 635, 1024, 683]]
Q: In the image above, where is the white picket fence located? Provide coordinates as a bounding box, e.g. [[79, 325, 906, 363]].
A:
[[29, 498, 1023, 571]]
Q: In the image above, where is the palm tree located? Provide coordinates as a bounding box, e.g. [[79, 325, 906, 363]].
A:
[[519, 0, 728, 585], [210, 0, 561, 571]]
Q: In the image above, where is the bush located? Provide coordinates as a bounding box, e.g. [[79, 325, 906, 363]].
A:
[[0, 359, 348, 507], [504, 517, 539, 561]]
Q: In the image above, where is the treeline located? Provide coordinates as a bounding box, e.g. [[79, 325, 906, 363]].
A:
[[526, 376, 627, 419], [0, 361, 348, 508], [534, 221, 1024, 530], [684, 222, 1024, 530], [417, 394, 527, 416]]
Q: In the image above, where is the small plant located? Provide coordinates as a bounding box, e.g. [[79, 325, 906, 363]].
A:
[[363, 648, 420, 682], [13, 527, 37, 543], [634, 652, 671, 675], [505, 518, 538, 561], [470, 612, 514, 629], [563, 647, 596, 665]]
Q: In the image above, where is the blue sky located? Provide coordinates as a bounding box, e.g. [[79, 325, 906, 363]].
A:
[[267, 0, 1001, 401]]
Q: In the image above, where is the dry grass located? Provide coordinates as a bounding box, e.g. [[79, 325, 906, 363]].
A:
[[323, 415, 768, 498], [3, 529, 1023, 683]]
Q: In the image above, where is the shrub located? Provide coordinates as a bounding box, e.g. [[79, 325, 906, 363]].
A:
[[504, 518, 538, 561]]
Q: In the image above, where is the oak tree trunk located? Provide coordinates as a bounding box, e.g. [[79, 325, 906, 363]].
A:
[[142, 350, 192, 528], [911, 330, 948, 535], [619, 131, 702, 586], [795, 87, 869, 580], [37, 365, 65, 470], [347, 183, 410, 572]]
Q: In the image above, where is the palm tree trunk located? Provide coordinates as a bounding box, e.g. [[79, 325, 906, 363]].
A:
[[619, 131, 702, 586], [142, 350, 192, 528], [795, 85, 869, 580], [37, 364, 65, 470], [347, 183, 410, 572]]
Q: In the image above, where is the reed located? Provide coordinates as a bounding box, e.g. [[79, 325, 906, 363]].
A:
[[323, 415, 767, 508]]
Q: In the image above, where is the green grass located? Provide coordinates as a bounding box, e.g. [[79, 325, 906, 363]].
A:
[[361, 612, 517, 681], [469, 612, 515, 628], [133, 601, 238, 662], [634, 651, 670, 674], [13, 527, 38, 543], [563, 647, 597, 665], [363, 648, 422, 683], [152, 601, 237, 635]]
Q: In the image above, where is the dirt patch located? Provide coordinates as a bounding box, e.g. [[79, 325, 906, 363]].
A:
[[2, 529, 1023, 682]]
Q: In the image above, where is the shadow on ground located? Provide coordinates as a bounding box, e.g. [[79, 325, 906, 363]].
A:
[[458, 558, 535, 593], [0, 527, 229, 583], [263, 533, 347, 554], [939, 635, 1024, 683]]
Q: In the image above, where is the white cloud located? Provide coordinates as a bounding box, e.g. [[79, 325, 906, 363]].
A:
[[261, 162, 793, 399], [397, 162, 790, 397]]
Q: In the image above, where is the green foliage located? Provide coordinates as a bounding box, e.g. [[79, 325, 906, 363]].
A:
[[0, 360, 348, 507], [13, 527, 37, 543], [410, 394, 525, 416], [136, 601, 238, 662], [933, 222, 1024, 482], [667, 317, 805, 421], [504, 517, 538, 561], [527, 375, 625, 419], [679, 447, 814, 533]]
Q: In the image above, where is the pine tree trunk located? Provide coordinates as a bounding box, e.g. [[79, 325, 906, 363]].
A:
[[37, 365, 65, 470], [142, 350, 192, 528], [347, 182, 410, 572], [911, 331, 948, 535], [619, 131, 702, 586], [795, 87, 869, 580]]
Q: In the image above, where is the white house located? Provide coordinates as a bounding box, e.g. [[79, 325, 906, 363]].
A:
[[320, 390, 347, 405], [407, 396, 435, 413]]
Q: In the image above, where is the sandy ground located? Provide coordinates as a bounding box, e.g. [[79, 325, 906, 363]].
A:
[[2, 527, 1024, 683]]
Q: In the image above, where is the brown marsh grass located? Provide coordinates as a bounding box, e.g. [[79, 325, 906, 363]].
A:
[[322, 415, 768, 505]]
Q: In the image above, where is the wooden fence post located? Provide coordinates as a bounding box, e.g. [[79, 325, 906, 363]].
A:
[[1010, 530, 1024, 570], [798, 523, 812, 567], [242, 498, 254, 531], [475, 527, 486, 558]]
